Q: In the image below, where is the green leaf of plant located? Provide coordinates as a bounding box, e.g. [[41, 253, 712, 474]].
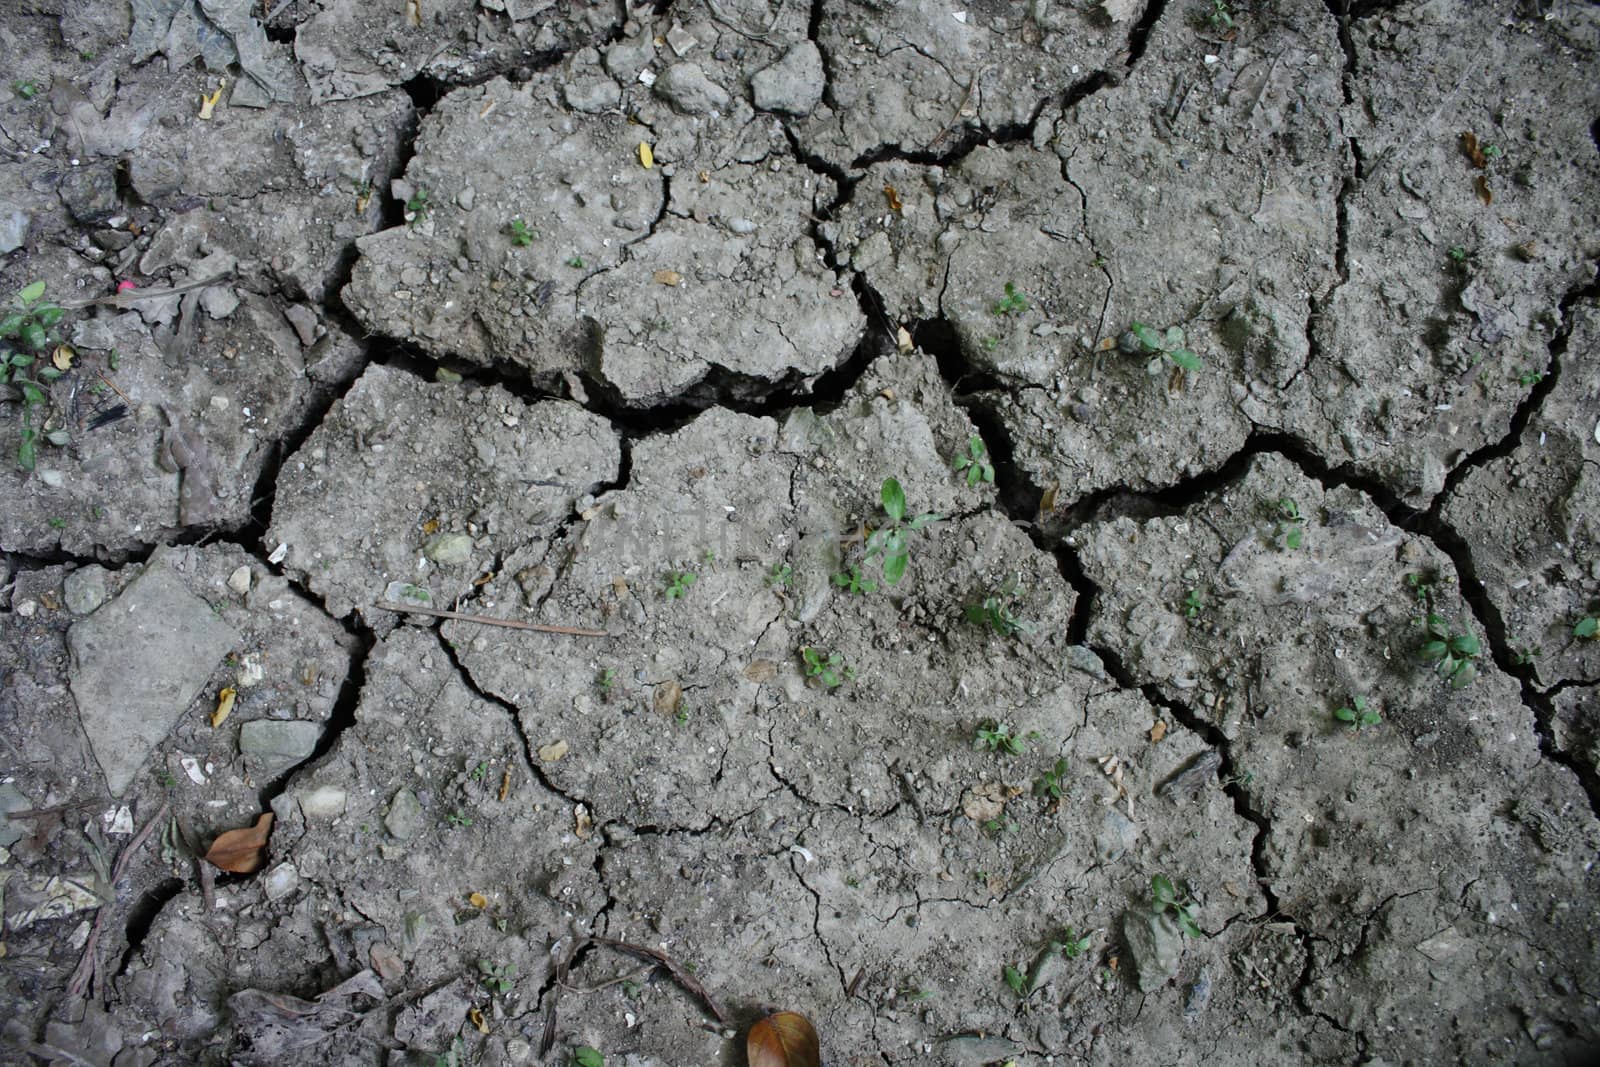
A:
[[18, 428, 37, 471], [1333, 707, 1356, 722], [1285, 527, 1303, 549], [19, 382, 44, 405], [881, 477, 906, 522], [9, 353, 34, 367], [883, 551, 908, 585], [573, 1047, 605, 1067], [18, 280, 45, 305], [1421, 640, 1448, 661], [44, 429, 70, 446], [1130, 321, 1161, 351], [1151, 874, 1174, 902], [1163, 326, 1185, 348], [1576, 617, 1599, 639], [0, 312, 24, 335], [1451, 631, 1479, 656], [21, 323, 46, 349], [1002, 964, 1025, 996], [907, 513, 941, 530], [1168, 348, 1202, 371], [35, 305, 63, 327], [1450, 663, 1477, 688], [966, 465, 981, 487]]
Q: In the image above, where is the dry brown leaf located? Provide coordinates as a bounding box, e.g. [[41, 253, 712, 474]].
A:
[[895, 325, 913, 353], [653, 269, 682, 286], [747, 1010, 821, 1067], [210, 686, 237, 728], [653, 680, 683, 717], [205, 813, 272, 873], [421, 518, 439, 535], [1475, 174, 1493, 206], [404, 0, 422, 27], [743, 660, 778, 683], [1095, 336, 1117, 352], [197, 83, 224, 120], [883, 184, 903, 212], [538, 739, 569, 762], [1039, 483, 1059, 514], [469, 1006, 488, 1033], [1149, 720, 1168, 743], [638, 141, 654, 168], [574, 804, 593, 839], [468, 892, 488, 909], [1461, 131, 1487, 169], [961, 781, 1010, 824], [498, 770, 510, 802]]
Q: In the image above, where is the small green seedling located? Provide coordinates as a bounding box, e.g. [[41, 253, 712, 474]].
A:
[[12, 80, 40, 100], [1421, 614, 1480, 687], [573, 1046, 605, 1067], [991, 282, 1028, 316], [1033, 757, 1071, 799], [1181, 589, 1204, 619], [1002, 964, 1027, 996], [405, 188, 430, 225], [663, 569, 696, 600], [766, 562, 792, 588], [445, 811, 473, 829], [1052, 927, 1093, 959], [984, 817, 1018, 835], [567, 255, 585, 268], [1275, 498, 1305, 549], [898, 985, 934, 1002], [1205, 0, 1234, 30], [1150, 874, 1203, 939], [507, 218, 534, 246], [801, 646, 851, 688], [47, 516, 66, 530], [952, 435, 994, 486], [1333, 694, 1380, 731], [864, 477, 941, 585], [469, 760, 488, 781], [975, 721, 1028, 756], [2, 280, 69, 470], [1517, 368, 1545, 386], [675, 705, 689, 726], [832, 565, 877, 596], [478, 959, 515, 994], [1447, 245, 1467, 264], [1511, 643, 1540, 666], [1129, 320, 1202, 372], [1404, 571, 1435, 607], [982, 336, 999, 351], [965, 578, 1031, 638], [1573, 616, 1599, 640], [597, 667, 616, 692]]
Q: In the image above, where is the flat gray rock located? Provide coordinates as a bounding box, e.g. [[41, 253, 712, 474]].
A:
[[750, 41, 824, 116], [239, 720, 323, 779], [68, 557, 239, 796]]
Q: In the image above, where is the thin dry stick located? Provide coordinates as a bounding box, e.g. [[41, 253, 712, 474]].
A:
[[592, 936, 729, 1026], [56, 272, 237, 310], [374, 601, 608, 638], [68, 801, 170, 999]]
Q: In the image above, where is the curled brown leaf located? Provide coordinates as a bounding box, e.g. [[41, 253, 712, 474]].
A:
[[747, 1011, 821, 1067], [204, 812, 273, 873]]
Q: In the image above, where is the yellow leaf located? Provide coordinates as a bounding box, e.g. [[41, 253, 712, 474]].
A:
[[653, 269, 682, 286], [638, 141, 654, 168], [198, 83, 225, 120], [468, 892, 488, 909], [51, 345, 76, 371], [1149, 720, 1168, 743], [469, 1006, 488, 1033], [210, 687, 237, 728]]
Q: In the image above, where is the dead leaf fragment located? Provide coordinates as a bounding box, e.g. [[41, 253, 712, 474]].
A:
[[51, 344, 75, 371], [883, 184, 903, 212], [1475, 174, 1493, 206], [574, 804, 593, 839], [747, 1010, 821, 1067], [538, 739, 569, 762], [405, 0, 422, 27], [639, 141, 654, 168], [469, 1006, 488, 1033], [653, 269, 682, 286], [468, 892, 488, 909], [198, 83, 224, 120], [204, 813, 272, 873], [1149, 720, 1168, 743], [895, 325, 913, 353], [653, 680, 683, 717], [1461, 130, 1487, 169], [422, 518, 439, 535], [369, 942, 404, 981], [498, 770, 510, 802], [961, 781, 1013, 824], [743, 660, 778, 683], [211, 686, 237, 728]]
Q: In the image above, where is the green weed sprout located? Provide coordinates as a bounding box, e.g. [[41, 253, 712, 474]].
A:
[[952, 435, 994, 486], [1333, 694, 1380, 731], [832, 565, 876, 595], [477, 959, 515, 994], [1276, 498, 1305, 549], [1130, 321, 1202, 371], [663, 569, 696, 600], [1032, 757, 1070, 799], [1, 280, 69, 470], [507, 218, 534, 246], [1150, 874, 1203, 938], [991, 282, 1028, 315], [965, 577, 1031, 638], [1052, 927, 1093, 959], [573, 1047, 604, 1067], [801, 646, 851, 688], [975, 721, 1027, 756], [1573, 616, 1599, 640], [865, 477, 940, 584], [405, 188, 430, 225], [1421, 614, 1480, 687]]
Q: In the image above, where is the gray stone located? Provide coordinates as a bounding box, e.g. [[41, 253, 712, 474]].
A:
[[1094, 807, 1140, 861], [262, 862, 299, 901], [0, 201, 31, 253], [750, 42, 825, 116], [0, 782, 33, 848], [654, 63, 730, 114], [385, 788, 423, 841], [227, 566, 252, 595], [63, 566, 109, 615], [239, 720, 323, 778], [199, 285, 239, 319], [283, 304, 320, 346], [58, 162, 121, 223], [1122, 910, 1184, 992], [564, 78, 621, 113], [298, 784, 347, 818], [423, 533, 473, 566], [68, 557, 240, 797]]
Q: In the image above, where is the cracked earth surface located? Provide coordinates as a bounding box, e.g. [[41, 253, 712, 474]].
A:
[[1, 0, 1598, 1064]]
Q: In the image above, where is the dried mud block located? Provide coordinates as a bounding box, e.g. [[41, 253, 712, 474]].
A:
[[268, 363, 620, 621], [1077, 452, 1600, 1063], [1441, 303, 1600, 688], [68, 553, 239, 796]]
